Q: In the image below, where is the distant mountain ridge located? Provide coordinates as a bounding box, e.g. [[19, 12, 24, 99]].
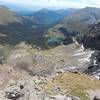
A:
[[48, 7, 100, 36], [24, 9, 69, 28]]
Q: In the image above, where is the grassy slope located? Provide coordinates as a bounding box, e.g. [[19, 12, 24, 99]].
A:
[[42, 72, 100, 100]]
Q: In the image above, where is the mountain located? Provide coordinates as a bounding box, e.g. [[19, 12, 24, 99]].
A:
[[0, 6, 48, 48], [0, 6, 23, 25], [48, 7, 100, 36], [0, 7, 75, 48], [26, 9, 69, 28], [2, 6, 100, 49], [45, 7, 100, 46]]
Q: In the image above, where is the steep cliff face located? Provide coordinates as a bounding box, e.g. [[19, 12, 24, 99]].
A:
[[81, 22, 100, 50], [77, 22, 100, 79]]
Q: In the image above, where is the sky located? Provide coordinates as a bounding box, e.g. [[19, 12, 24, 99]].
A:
[[0, 0, 100, 10]]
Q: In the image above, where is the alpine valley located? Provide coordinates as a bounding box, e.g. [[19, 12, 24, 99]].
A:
[[0, 5, 100, 100]]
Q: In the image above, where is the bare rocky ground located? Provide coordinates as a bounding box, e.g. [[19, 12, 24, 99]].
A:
[[0, 43, 100, 100]]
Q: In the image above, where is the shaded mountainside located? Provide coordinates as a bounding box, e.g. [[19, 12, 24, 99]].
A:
[[77, 22, 100, 50], [24, 9, 69, 28], [0, 23, 47, 49], [0, 6, 49, 49]]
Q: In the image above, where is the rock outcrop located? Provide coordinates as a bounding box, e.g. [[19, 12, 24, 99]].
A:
[[76, 22, 100, 79]]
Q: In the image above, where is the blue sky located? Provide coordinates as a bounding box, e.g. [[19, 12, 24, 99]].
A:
[[0, 0, 100, 10]]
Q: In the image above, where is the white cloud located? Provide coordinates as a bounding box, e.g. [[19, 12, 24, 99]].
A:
[[0, 0, 100, 9]]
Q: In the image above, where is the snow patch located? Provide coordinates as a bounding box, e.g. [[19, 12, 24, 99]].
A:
[[73, 52, 86, 56], [78, 51, 94, 63], [68, 67, 76, 70], [78, 58, 90, 62]]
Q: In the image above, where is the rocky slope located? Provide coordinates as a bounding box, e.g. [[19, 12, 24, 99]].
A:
[[0, 43, 100, 100]]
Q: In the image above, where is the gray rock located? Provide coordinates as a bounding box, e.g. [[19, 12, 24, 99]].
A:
[[6, 90, 24, 100], [4, 80, 38, 100], [88, 90, 100, 100], [93, 94, 100, 100]]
